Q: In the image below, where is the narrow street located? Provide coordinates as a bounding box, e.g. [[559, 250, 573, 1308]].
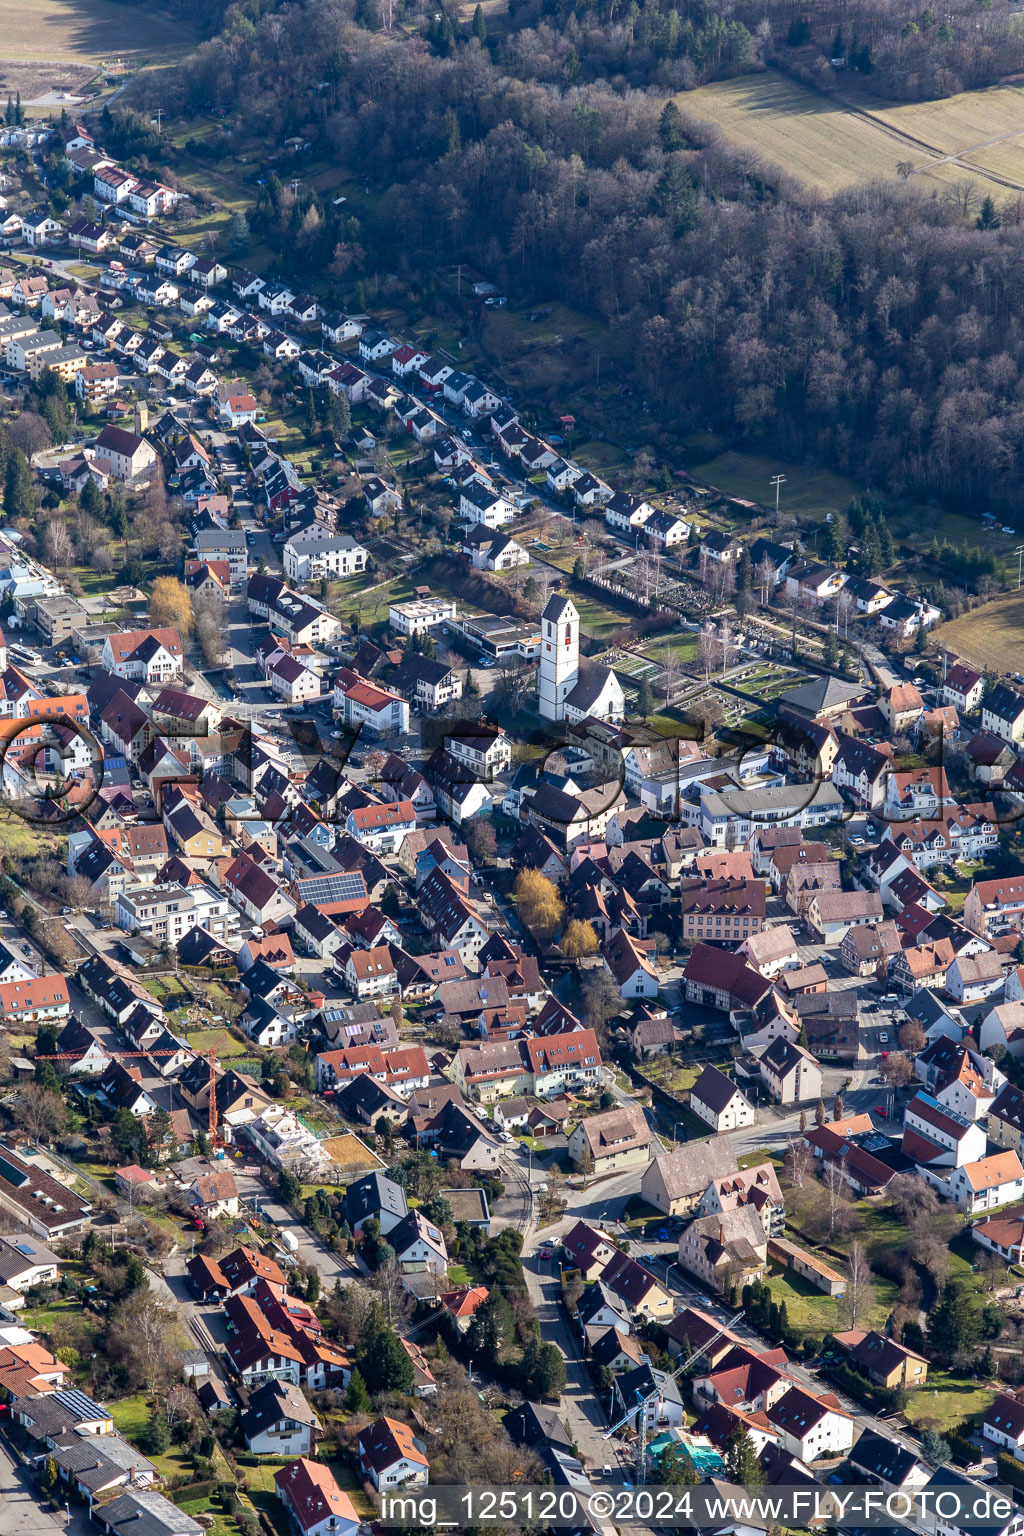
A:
[[0, 1438, 92, 1536]]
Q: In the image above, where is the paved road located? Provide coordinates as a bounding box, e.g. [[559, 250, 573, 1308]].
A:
[[0, 1438, 90, 1536], [231, 1170, 354, 1284]]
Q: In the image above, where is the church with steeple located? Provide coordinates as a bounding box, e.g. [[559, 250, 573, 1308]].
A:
[[537, 592, 625, 725]]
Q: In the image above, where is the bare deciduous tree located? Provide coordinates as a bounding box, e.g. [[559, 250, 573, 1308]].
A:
[[12, 1084, 68, 1143], [697, 624, 715, 683], [782, 1137, 811, 1190], [756, 554, 775, 606], [843, 1240, 875, 1328]]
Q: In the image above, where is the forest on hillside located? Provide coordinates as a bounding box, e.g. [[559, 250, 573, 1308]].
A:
[[141, 0, 1024, 519]]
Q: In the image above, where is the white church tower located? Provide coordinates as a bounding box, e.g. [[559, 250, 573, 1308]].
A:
[[538, 593, 579, 721]]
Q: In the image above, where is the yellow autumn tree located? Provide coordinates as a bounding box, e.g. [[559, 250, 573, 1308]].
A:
[[562, 919, 600, 959], [149, 576, 193, 638], [513, 867, 564, 942]]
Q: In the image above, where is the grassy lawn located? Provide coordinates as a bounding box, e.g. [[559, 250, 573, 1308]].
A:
[[642, 631, 699, 665], [446, 1262, 485, 1287], [143, 975, 190, 1002], [903, 1369, 996, 1434], [251, 1493, 295, 1536], [738, 1148, 782, 1170], [0, 0, 196, 61], [0, 818, 65, 862], [513, 1134, 562, 1155], [763, 1262, 897, 1342], [109, 1392, 150, 1441], [567, 589, 633, 642], [20, 1295, 100, 1339], [187, 1029, 247, 1055], [238, 1456, 295, 1495], [644, 1061, 700, 1095], [682, 435, 861, 528]]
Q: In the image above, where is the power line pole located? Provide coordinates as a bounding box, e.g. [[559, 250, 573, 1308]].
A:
[[770, 473, 786, 521]]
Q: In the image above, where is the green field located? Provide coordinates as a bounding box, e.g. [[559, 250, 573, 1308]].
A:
[[932, 592, 1024, 675], [679, 71, 1024, 196], [0, 0, 192, 62], [684, 436, 861, 525]]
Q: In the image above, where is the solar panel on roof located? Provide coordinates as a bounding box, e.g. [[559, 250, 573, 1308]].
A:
[[295, 872, 366, 903], [13, 1242, 34, 1255], [55, 1387, 106, 1418]]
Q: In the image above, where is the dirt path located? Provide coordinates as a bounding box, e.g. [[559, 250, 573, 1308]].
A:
[[834, 88, 1024, 190]]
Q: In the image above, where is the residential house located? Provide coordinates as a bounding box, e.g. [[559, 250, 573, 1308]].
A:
[[689, 1065, 755, 1134], [758, 1037, 823, 1105], [357, 1417, 429, 1491], [568, 1104, 653, 1175], [273, 1459, 359, 1536], [677, 1206, 768, 1293], [241, 1381, 321, 1457], [640, 1140, 740, 1218]]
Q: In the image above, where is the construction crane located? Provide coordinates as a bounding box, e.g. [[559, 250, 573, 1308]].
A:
[[602, 1311, 744, 1484], [38, 1036, 228, 1147]]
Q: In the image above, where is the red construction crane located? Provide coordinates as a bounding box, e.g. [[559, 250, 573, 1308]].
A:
[[39, 1037, 227, 1146]]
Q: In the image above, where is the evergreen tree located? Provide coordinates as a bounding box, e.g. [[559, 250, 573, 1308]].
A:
[[521, 1335, 566, 1397], [656, 158, 699, 236], [4, 97, 11, 127], [80, 474, 103, 518], [878, 517, 895, 565], [921, 1429, 950, 1466], [4, 448, 33, 521], [736, 547, 752, 592], [977, 195, 1001, 230], [831, 27, 844, 56], [725, 1428, 765, 1484], [146, 1409, 170, 1454], [825, 513, 847, 565], [472, 3, 487, 41], [330, 389, 351, 439], [928, 1278, 982, 1360], [226, 210, 250, 252], [658, 100, 686, 152], [824, 629, 840, 668], [815, 1098, 826, 1126], [359, 1313, 415, 1393], [860, 524, 882, 576], [344, 1368, 371, 1412], [660, 1444, 698, 1485], [14, 92, 22, 125], [304, 388, 317, 438], [442, 107, 461, 156], [637, 675, 655, 718]]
